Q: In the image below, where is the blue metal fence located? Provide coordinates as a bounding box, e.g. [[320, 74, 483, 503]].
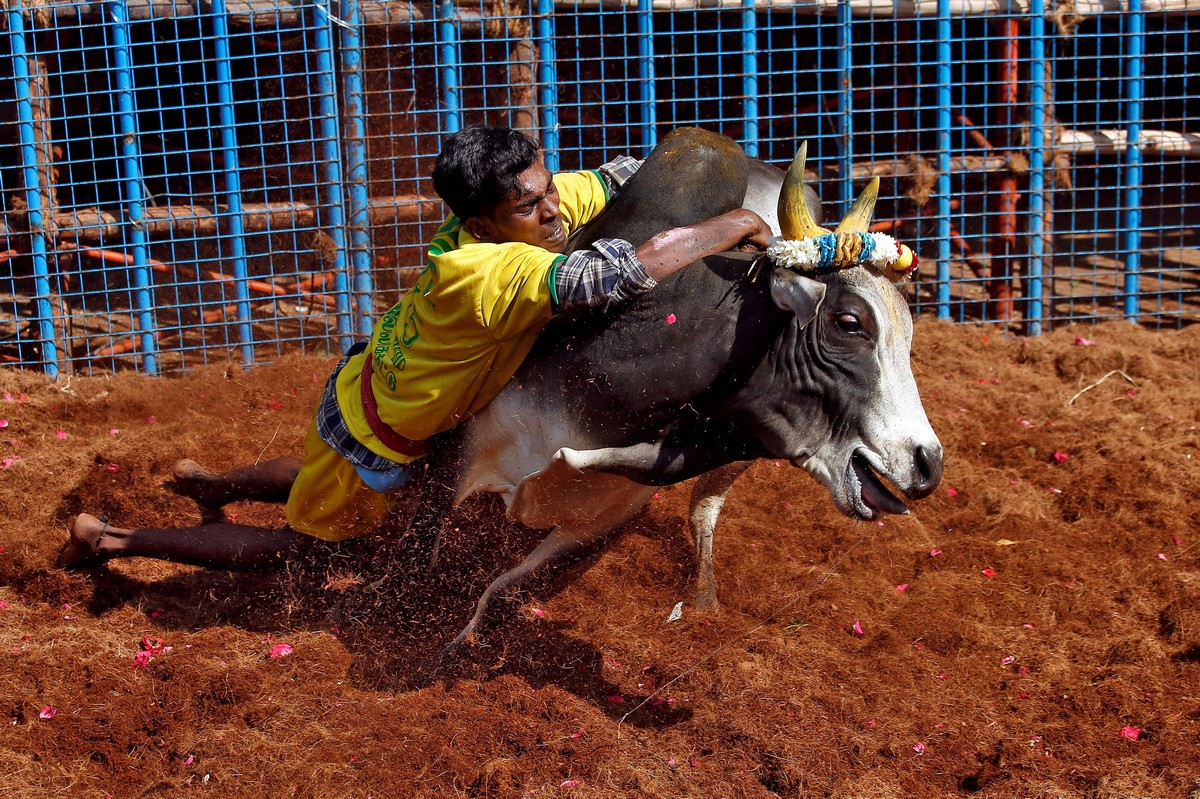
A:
[[2, 0, 1197, 376]]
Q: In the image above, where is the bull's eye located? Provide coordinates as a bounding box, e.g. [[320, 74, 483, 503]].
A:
[[834, 313, 862, 334]]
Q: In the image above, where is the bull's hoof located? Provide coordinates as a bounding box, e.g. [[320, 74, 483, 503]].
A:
[[692, 593, 721, 617]]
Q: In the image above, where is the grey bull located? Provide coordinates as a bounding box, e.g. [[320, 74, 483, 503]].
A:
[[408, 128, 944, 653]]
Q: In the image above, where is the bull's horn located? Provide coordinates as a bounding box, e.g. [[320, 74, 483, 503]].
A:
[[778, 141, 830, 240], [833, 175, 880, 234]]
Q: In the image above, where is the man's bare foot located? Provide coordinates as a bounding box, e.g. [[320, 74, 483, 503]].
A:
[[55, 513, 111, 569], [167, 460, 228, 521]]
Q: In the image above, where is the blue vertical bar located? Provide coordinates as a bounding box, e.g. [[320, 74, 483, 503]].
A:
[[935, 0, 952, 318], [836, 0, 853, 207], [1122, 0, 1145, 321], [313, 1, 354, 350], [535, 0, 560, 170], [637, 0, 656, 151], [8, 4, 59, 378], [435, 0, 462, 134], [741, 0, 758, 158], [211, 0, 255, 365], [1026, 0, 1047, 335], [109, 0, 158, 374], [339, 0, 374, 337]]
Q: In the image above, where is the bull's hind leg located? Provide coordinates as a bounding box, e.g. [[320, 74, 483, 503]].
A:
[[443, 525, 609, 656], [688, 461, 752, 613]]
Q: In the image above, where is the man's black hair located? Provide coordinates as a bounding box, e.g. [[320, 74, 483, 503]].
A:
[[431, 125, 542, 220]]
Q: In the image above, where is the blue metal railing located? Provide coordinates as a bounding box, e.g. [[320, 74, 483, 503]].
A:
[[1, 0, 1196, 376]]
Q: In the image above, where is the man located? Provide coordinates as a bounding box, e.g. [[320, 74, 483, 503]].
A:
[[58, 125, 771, 570]]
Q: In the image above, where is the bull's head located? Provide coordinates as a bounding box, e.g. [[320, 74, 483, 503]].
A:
[[758, 143, 943, 520]]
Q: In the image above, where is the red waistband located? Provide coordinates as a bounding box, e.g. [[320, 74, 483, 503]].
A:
[[359, 353, 429, 459]]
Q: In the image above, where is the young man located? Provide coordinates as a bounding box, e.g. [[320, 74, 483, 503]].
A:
[[58, 125, 771, 571]]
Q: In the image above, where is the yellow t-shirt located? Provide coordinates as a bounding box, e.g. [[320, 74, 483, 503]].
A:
[[333, 169, 611, 463]]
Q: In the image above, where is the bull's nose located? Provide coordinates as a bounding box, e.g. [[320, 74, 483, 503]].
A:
[[910, 443, 944, 498]]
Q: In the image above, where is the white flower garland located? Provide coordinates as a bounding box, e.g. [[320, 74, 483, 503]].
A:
[[766, 232, 902, 272]]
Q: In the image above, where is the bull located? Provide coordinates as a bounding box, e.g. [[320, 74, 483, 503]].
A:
[[396, 128, 943, 655]]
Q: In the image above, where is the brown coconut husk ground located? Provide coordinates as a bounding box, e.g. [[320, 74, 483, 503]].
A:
[[1, 320, 1198, 798]]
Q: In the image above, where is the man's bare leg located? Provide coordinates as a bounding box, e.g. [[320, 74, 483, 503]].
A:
[[56, 513, 316, 571], [169, 457, 302, 509]]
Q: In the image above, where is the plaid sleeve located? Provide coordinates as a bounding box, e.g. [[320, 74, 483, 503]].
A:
[[596, 155, 644, 197], [552, 237, 657, 313]]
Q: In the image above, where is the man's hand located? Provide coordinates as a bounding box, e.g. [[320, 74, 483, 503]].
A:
[[637, 209, 773, 282], [720, 208, 773, 253]]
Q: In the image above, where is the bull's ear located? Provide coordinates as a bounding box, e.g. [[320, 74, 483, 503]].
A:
[[770, 268, 826, 328]]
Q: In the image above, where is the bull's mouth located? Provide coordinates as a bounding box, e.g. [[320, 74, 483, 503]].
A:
[[848, 451, 909, 518]]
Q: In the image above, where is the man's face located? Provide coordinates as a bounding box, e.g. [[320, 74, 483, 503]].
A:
[[469, 161, 566, 253]]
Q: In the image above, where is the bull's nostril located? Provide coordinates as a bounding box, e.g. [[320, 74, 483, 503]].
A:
[[915, 445, 932, 482], [913, 444, 943, 492]]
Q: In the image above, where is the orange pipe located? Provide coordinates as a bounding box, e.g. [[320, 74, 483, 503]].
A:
[[76, 247, 340, 312]]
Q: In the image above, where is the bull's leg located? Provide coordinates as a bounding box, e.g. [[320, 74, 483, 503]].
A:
[[444, 525, 608, 655], [688, 460, 752, 613]]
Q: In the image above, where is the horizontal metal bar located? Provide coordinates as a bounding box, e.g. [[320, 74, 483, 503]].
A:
[[529, 0, 1200, 14], [47, 196, 441, 244], [16, 121, 1193, 246], [36, 0, 433, 24], [32, 0, 1200, 23], [1058, 128, 1200, 157]]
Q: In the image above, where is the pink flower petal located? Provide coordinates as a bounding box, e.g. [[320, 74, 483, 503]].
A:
[[560, 779, 581, 788], [2, 455, 21, 469], [912, 742, 926, 754], [665, 313, 677, 325], [2, 393, 12, 402], [0, 600, 8, 609], [895, 583, 909, 594], [108, 428, 120, 436], [852, 620, 864, 636], [946, 487, 958, 497], [0, 420, 8, 429], [145, 416, 156, 425], [1053, 451, 1069, 464], [132, 651, 154, 669], [269, 642, 293, 658], [1001, 655, 1016, 665], [929, 548, 942, 557], [1119, 726, 1141, 740], [982, 568, 998, 578], [184, 755, 195, 765], [38, 706, 56, 720], [55, 430, 68, 440], [1074, 336, 1094, 347]]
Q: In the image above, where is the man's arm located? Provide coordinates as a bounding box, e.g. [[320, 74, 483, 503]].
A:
[[552, 209, 771, 313], [635, 209, 771, 281]]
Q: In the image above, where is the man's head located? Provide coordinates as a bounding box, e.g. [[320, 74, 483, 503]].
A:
[[432, 125, 567, 253]]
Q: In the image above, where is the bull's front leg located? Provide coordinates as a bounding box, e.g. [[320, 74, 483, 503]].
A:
[[688, 461, 751, 613]]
